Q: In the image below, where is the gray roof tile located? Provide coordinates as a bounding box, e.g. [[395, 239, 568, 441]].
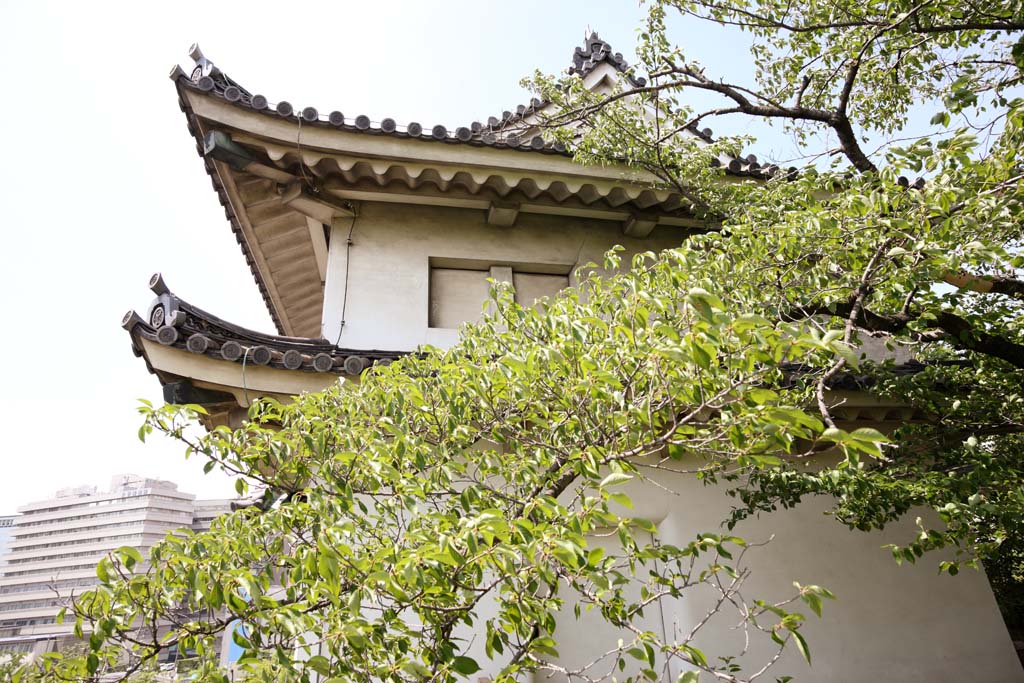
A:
[[124, 274, 403, 377], [174, 41, 786, 178]]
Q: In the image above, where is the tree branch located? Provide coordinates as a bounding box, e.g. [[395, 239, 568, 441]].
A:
[[797, 301, 1024, 370], [942, 273, 1024, 301], [677, 0, 1023, 35]]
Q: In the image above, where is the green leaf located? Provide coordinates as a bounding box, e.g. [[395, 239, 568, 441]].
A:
[[681, 644, 708, 668], [116, 546, 142, 571], [801, 592, 823, 617], [401, 661, 432, 679], [608, 491, 635, 509], [451, 656, 481, 675], [849, 427, 890, 443], [306, 655, 332, 676], [821, 427, 849, 444], [599, 472, 634, 488], [792, 630, 811, 664]]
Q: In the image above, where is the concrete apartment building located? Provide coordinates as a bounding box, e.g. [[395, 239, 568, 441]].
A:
[[0, 516, 15, 567], [190, 498, 236, 534], [0, 475, 232, 654]]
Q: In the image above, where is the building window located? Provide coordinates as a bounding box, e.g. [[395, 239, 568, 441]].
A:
[[428, 259, 570, 329], [429, 267, 491, 329], [512, 272, 570, 306]]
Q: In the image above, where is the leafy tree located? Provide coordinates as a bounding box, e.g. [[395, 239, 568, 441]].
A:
[[28, 268, 843, 682], [2, 652, 29, 680], [23, 0, 1024, 680], [531, 0, 1024, 617]]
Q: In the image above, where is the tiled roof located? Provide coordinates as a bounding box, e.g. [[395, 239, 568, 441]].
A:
[[569, 32, 647, 87], [173, 42, 781, 178], [170, 40, 785, 333], [476, 33, 713, 143], [780, 360, 944, 391], [124, 273, 403, 377], [476, 32, 642, 134], [121, 276, 932, 422], [173, 60, 565, 155], [476, 33, 736, 158]]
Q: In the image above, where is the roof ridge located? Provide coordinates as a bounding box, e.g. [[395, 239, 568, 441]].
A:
[[568, 31, 647, 88], [173, 45, 561, 154], [171, 46, 783, 181], [470, 31, 645, 138]]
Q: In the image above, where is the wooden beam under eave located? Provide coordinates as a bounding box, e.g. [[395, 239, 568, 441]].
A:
[[215, 161, 298, 336], [252, 212, 307, 241], [263, 236, 315, 264], [306, 217, 328, 283], [487, 200, 521, 227], [247, 202, 294, 225], [290, 308, 326, 333], [278, 280, 323, 304], [272, 261, 321, 288], [622, 215, 659, 238], [322, 185, 710, 230], [281, 182, 356, 224]]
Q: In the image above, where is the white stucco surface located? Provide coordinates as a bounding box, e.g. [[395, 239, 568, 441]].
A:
[[322, 203, 690, 351], [440, 466, 1023, 682], [445, 473, 1023, 682], [559, 472, 1022, 682]]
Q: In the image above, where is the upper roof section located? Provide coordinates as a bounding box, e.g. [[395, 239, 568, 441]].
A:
[[170, 36, 776, 336], [175, 35, 777, 168], [177, 44, 569, 155]]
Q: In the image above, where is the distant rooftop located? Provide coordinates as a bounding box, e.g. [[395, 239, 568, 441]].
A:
[[53, 474, 179, 500]]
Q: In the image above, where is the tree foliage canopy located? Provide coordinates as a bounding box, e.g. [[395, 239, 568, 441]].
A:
[[533, 0, 1024, 578], [21, 1, 1024, 681]]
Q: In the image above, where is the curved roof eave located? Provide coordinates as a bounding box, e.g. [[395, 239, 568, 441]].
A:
[[122, 273, 405, 413], [169, 40, 784, 334]]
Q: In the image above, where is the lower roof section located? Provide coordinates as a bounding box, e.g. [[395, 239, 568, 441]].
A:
[[123, 273, 404, 428], [123, 274, 932, 432]]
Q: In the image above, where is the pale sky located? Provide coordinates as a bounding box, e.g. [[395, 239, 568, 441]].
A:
[[0, 0, 801, 511]]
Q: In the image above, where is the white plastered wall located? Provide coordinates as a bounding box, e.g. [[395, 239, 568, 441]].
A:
[[440, 466, 1022, 683], [548, 469, 1022, 683], [321, 202, 687, 351]]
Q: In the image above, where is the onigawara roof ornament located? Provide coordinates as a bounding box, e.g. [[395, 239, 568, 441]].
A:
[[568, 31, 648, 87], [188, 43, 220, 83]]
